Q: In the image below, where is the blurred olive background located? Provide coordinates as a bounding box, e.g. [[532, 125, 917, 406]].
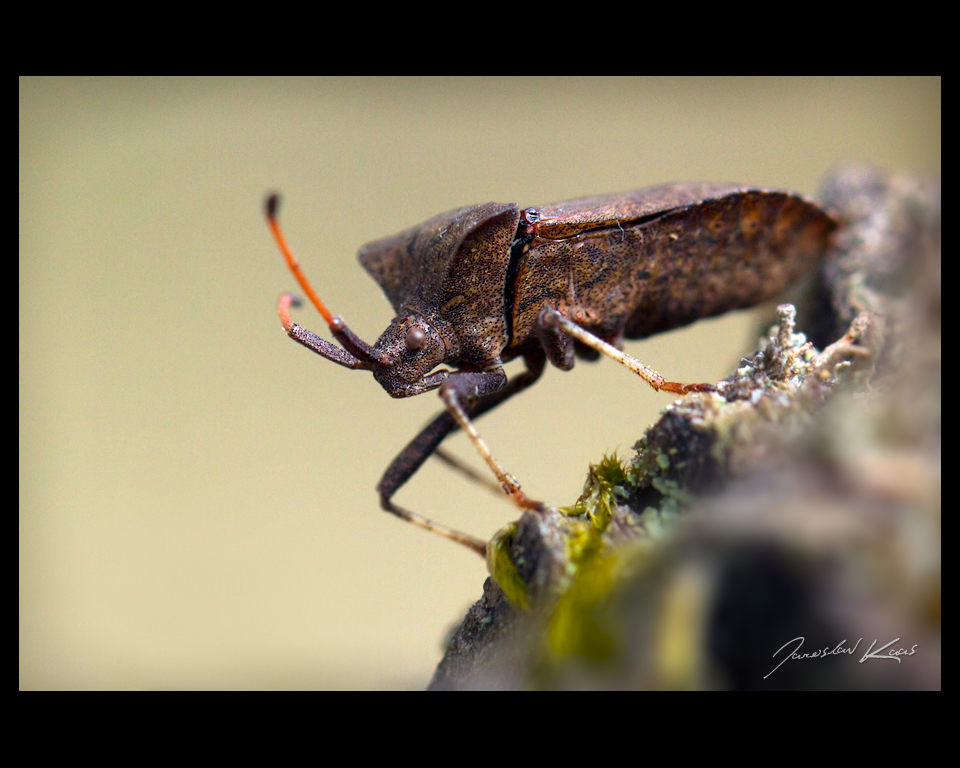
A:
[[19, 77, 940, 689]]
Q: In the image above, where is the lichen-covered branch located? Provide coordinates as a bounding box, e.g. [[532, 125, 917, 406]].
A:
[[430, 167, 941, 690]]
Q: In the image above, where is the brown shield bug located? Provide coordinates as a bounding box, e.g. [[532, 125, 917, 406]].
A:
[[266, 184, 836, 557]]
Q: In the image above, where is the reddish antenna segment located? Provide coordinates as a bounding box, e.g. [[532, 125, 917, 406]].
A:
[[265, 193, 338, 328], [276, 292, 300, 333]]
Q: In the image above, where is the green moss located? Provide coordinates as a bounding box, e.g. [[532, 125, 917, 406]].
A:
[[563, 518, 605, 566], [560, 454, 628, 532], [547, 539, 657, 664], [549, 550, 619, 660], [486, 522, 531, 610]]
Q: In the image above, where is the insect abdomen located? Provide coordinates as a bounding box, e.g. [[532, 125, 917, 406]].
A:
[[510, 188, 835, 344]]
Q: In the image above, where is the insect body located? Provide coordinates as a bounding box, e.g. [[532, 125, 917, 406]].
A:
[[267, 185, 836, 557]]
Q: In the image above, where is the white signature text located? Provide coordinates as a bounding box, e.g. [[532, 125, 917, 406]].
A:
[[765, 637, 917, 679]]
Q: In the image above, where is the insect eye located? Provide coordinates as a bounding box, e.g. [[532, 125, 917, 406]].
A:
[[405, 327, 426, 352]]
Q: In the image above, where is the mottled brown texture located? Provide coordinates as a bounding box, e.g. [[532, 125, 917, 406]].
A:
[[358, 186, 835, 374], [359, 203, 521, 367], [511, 187, 835, 346]]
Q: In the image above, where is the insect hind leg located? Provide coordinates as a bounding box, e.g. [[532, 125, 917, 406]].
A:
[[538, 307, 715, 395]]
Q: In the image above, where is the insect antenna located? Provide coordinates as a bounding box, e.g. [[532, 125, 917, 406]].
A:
[[265, 194, 389, 366]]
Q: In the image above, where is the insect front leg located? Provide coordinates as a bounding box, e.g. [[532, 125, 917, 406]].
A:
[[377, 354, 546, 557], [538, 308, 715, 395], [534, 320, 576, 371], [434, 351, 547, 495], [438, 369, 547, 513]]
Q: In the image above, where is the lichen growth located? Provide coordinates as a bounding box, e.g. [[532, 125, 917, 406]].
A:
[[631, 504, 679, 539]]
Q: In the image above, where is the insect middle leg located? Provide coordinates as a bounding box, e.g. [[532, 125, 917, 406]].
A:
[[539, 308, 715, 395], [378, 352, 546, 557]]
